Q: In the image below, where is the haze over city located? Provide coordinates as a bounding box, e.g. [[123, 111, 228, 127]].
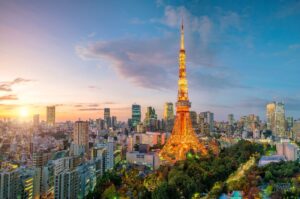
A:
[[1, 0, 300, 121]]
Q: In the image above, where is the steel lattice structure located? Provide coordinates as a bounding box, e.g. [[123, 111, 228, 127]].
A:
[[159, 21, 208, 163]]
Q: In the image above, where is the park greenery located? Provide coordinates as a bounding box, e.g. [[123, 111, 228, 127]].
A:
[[87, 140, 300, 198], [151, 140, 264, 199]]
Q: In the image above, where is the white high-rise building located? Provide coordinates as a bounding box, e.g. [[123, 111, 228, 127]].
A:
[[98, 137, 115, 171]]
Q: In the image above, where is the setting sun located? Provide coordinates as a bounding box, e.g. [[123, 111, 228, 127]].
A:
[[19, 107, 29, 117]]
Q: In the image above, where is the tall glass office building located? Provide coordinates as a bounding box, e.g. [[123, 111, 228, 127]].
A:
[[132, 104, 141, 128]]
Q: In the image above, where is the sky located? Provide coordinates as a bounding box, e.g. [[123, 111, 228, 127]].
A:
[[1, 0, 300, 122]]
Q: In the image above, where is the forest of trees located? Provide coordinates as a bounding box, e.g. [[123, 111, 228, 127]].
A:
[[87, 140, 265, 199], [86, 141, 300, 198], [150, 140, 264, 199]]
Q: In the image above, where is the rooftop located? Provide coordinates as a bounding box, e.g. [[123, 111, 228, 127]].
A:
[[258, 155, 286, 167]]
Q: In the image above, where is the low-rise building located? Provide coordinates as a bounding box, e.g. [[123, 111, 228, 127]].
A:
[[126, 151, 160, 169], [258, 155, 286, 167]]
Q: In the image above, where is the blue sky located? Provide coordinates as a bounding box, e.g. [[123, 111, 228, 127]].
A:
[[0, 0, 300, 121]]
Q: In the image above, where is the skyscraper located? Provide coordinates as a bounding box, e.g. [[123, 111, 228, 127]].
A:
[[199, 111, 214, 132], [144, 107, 157, 131], [46, 106, 55, 126], [159, 21, 207, 163], [104, 108, 111, 128], [163, 102, 174, 120], [266, 102, 286, 137], [54, 170, 79, 199], [266, 102, 276, 132], [163, 102, 175, 132], [19, 169, 35, 199], [0, 165, 19, 199], [111, 116, 117, 128], [73, 121, 89, 155], [275, 102, 286, 137], [98, 137, 115, 171], [131, 104, 141, 128]]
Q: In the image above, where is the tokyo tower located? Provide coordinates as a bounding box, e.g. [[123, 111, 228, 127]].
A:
[[159, 20, 208, 163]]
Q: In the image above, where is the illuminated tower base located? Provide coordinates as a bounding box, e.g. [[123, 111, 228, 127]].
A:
[[159, 105, 207, 163]]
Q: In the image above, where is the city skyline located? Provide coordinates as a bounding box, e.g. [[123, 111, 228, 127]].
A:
[[1, 0, 300, 121]]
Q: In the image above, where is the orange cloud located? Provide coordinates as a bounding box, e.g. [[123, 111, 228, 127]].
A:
[[0, 94, 18, 100], [0, 77, 33, 92]]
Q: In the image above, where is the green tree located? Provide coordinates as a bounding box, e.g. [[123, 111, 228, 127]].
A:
[[102, 184, 118, 199], [265, 170, 274, 182], [168, 172, 196, 198], [152, 182, 179, 199]]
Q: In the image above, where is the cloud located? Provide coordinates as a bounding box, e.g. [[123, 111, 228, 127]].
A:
[[88, 103, 99, 107], [13, 78, 32, 84], [74, 104, 83, 107], [78, 107, 129, 111], [0, 84, 11, 92], [76, 5, 244, 91], [88, 85, 101, 90], [189, 69, 243, 90], [0, 78, 33, 92], [76, 37, 176, 89], [0, 95, 18, 101], [161, 6, 213, 47], [103, 101, 117, 105], [239, 98, 268, 109], [54, 104, 65, 107], [73, 102, 115, 109]]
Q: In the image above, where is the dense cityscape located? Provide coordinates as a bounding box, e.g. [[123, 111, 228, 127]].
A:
[[1, 1, 300, 199], [2, 97, 300, 198]]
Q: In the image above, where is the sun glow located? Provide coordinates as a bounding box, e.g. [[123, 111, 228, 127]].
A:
[[19, 107, 29, 117]]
